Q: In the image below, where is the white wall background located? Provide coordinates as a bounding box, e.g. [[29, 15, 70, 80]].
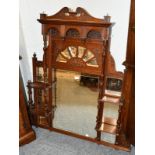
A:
[[19, 0, 131, 87]]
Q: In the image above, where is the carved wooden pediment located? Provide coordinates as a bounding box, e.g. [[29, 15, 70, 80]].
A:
[[38, 7, 112, 27]]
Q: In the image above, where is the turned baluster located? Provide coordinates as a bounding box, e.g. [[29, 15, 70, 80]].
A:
[[96, 75, 104, 140], [27, 80, 38, 125], [96, 39, 109, 140], [27, 80, 33, 109], [32, 53, 37, 82], [115, 97, 124, 144], [42, 34, 48, 83], [43, 87, 50, 126], [54, 68, 57, 109]]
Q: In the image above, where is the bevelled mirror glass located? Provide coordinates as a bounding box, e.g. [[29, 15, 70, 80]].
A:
[[53, 69, 99, 138]]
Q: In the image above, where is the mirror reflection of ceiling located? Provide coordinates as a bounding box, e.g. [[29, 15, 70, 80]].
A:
[[56, 46, 98, 67]]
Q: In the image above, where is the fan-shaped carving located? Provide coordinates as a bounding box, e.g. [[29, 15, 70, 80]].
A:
[[49, 28, 59, 37], [87, 30, 102, 39], [66, 29, 80, 38], [56, 46, 98, 67]]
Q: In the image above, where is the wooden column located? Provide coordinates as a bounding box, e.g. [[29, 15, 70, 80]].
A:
[[116, 0, 135, 146]]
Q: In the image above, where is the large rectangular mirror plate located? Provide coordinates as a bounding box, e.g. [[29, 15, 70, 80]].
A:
[[53, 69, 99, 138]]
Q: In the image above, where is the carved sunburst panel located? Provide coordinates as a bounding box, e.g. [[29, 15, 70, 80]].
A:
[[56, 46, 99, 68]]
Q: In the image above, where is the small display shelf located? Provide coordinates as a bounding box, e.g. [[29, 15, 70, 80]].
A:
[[99, 117, 117, 134], [27, 81, 53, 89], [105, 90, 121, 98], [99, 96, 120, 104]]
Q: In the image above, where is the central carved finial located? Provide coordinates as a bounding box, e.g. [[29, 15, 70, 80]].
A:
[[68, 8, 74, 12]]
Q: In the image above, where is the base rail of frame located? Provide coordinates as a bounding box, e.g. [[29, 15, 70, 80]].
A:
[[35, 124, 130, 152]]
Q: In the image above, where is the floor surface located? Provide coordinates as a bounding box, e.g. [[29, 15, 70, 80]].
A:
[[19, 127, 135, 155]]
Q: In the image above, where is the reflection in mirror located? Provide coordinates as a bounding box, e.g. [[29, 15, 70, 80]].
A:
[[36, 67, 44, 82], [36, 67, 49, 83], [52, 69, 57, 111], [100, 101, 119, 144], [99, 77, 122, 144], [53, 69, 99, 138]]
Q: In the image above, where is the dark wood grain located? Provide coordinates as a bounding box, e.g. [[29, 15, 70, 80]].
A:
[[116, 0, 135, 146], [26, 7, 134, 151], [19, 68, 36, 146]]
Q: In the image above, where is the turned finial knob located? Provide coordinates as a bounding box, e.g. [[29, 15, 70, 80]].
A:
[[69, 8, 74, 12], [19, 55, 22, 60], [33, 53, 36, 58], [40, 12, 47, 19], [28, 80, 31, 84], [104, 14, 111, 22]]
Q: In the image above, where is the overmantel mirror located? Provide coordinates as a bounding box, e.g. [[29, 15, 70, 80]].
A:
[[27, 7, 129, 151]]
